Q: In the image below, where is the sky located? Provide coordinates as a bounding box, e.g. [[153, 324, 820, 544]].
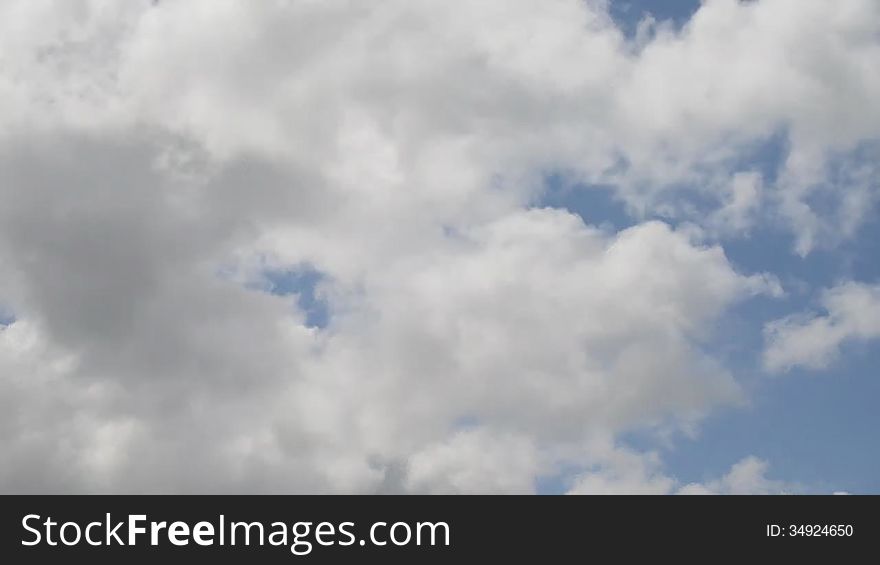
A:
[[0, 0, 878, 494]]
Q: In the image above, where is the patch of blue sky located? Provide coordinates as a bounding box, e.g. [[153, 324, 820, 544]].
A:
[[650, 130, 789, 224], [537, 129, 790, 228], [656, 341, 880, 494], [565, 208, 879, 494], [535, 463, 586, 495], [0, 301, 14, 326], [536, 172, 634, 232], [671, 212, 880, 493], [721, 140, 880, 291], [262, 267, 330, 330], [608, 0, 702, 38], [714, 128, 790, 187], [598, 224, 877, 493]]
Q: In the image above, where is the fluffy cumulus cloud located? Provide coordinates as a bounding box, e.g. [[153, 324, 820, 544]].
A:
[[764, 282, 880, 372], [0, 0, 877, 493]]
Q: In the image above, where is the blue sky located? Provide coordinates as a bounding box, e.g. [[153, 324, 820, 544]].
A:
[[671, 207, 880, 493], [264, 268, 331, 330], [609, 0, 701, 35]]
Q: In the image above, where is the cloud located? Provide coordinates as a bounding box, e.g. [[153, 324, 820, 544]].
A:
[[0, 0, 875, 492], [677, 456, 791, 495], [708, 171, 763, 235], [3, 0, 879, 249], [567, 447, 676, 495], [404, 429, 542, 494], [0, 133, 771, 491], [764, 282, 880, 372], [569, 453, 791, 495]]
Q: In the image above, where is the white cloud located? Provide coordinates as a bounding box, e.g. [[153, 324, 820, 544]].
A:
[[0, 143, 771, 491], [764, 282, 880, 372], [708, 171, 763, 235], [569, 453, 791, 495], [404, 429, 542, 494], [0, 0, 873, 492], [677, 456, 790, 495], [3, 0, 878, 248], [567, 447, 676, 495]]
